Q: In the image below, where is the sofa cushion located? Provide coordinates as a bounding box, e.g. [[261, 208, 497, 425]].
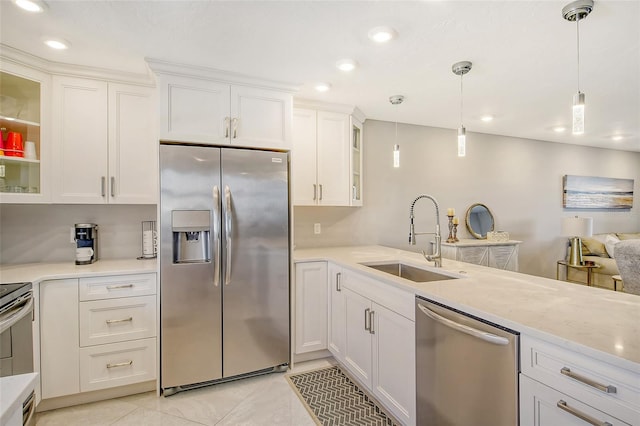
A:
[[581, 237, 609, 257], [605, 234, 621, 258], [617, 232, 640, 240]]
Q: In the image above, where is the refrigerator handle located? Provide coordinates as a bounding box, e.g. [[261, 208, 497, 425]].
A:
[[224, 185, 233, 285], [213, 185, 221, 287]]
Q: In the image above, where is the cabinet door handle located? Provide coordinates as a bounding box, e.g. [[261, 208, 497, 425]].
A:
[[369, 310, 375, 334], [313, 184, 317, 201], [336, 272, 341, 292], [106, 284, 134, 290], [101, 176, 106, 197], [560, 367, 617, 394], [556, 400, 612, 426], [364, 308, 370, 331], [224, 117, 230, 138], [231, 118, 238, 138], [319, 184, 323, 201], [110, 177, 115, 197], [105, 316, 133, 325], [107, 360, 133, 369]]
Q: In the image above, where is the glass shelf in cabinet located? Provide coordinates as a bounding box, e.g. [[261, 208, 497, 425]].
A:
[[0, 115, 40, 127]]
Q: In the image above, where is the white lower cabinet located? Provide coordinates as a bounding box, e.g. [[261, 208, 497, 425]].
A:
[[327, 264, 346, 363], [339, 269, 416, 426], [520, 375, 630, 426], [294, 262, 328, 354], [39, 273, 157, 400], [79, 338, 156, 392], [519, 335, 639, 425], [40, 279, 80, 399], [343, 287, 373, 388]]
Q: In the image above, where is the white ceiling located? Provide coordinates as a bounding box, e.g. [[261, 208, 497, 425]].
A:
[[1, 0, 639, 152]]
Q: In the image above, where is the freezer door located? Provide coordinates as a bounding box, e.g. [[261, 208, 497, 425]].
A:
[[160, 144, 222, 389], [221, 148, 290, 377]]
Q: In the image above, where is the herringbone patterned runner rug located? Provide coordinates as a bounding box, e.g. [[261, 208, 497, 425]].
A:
[[286, 365, 399, 426]]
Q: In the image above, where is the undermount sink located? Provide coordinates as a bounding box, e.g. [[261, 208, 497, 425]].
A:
[[361, 262, 459, 283]]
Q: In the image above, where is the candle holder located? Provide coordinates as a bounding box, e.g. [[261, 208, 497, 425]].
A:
[[446, 215, 456, 243], [453, 223, 459, 242]]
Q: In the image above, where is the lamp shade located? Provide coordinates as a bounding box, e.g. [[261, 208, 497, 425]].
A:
[[561, 216, 593, 237]]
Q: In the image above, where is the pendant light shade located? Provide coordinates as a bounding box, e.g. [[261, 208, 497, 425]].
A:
[[452, 61, 472, 157], [389, 95, 404, 168], [457, 126, 466, 157], [563, 0, 593, 135]]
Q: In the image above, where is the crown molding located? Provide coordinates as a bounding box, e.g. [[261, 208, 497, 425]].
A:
[[0, 44, 155, 86], [146, 58, 299, 93], [294, 98, 366, 121]]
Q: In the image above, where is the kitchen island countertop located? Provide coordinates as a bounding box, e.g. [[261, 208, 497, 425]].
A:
[[294, 245, 640, 373]]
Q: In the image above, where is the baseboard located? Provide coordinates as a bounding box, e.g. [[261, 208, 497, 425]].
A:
[[36, 380, 155, 412], [293, 349, 332, 364]]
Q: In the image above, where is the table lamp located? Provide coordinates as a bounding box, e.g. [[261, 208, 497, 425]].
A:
[[561, 216, 593, 266]]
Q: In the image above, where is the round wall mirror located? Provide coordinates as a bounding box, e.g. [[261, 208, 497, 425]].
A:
[[465, 203, 495, 239]]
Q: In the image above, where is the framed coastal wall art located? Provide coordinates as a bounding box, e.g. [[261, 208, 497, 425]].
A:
[[563, 175, 634, 209]]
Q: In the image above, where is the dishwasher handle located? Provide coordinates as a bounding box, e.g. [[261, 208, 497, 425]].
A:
[[417, 303, 509, 346]]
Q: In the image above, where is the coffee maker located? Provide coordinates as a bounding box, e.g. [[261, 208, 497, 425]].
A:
[[74, 223, 98, 265]]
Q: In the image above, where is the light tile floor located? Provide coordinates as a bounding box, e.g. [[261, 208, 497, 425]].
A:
[[35, 358, 334, 425]]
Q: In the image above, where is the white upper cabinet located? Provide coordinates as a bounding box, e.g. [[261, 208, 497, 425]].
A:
[[52, 76, 156, 204], [149, 60, 294, 150], [107, 83, 157, 204], [158, 75, 230, 145], [0, 59, 51, 204], [292, 101, 365, 206]]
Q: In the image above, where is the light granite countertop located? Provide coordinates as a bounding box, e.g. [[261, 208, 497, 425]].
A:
[[0, 258, 157, 284], [0, 373, 37, 425], [294, 245, 640, 373]]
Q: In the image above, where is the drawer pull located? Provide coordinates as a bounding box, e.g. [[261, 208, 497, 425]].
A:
[[107, 360, 133, 369], [557, 400, 613, 426], [106, 316, 133, 325], [106, 284, 134, 290], [560, 367, 617, 394]]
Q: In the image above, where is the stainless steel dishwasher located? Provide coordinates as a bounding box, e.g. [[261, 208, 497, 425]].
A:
[[416, 296, 520, 426]]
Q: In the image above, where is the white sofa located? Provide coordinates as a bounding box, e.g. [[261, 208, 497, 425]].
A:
[[567, 232, 640, 289]]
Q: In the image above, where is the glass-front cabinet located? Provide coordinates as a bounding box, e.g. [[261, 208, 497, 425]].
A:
[[350, 116, 363, 206], [0, 65, 49, 202]]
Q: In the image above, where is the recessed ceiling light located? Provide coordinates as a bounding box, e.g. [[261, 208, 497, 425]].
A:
[[480, 115, 494, 122], [553, 126, 567, 133], [13, 0, 46, 12], [314, 83, 331, 92], [611, 135, 624, 141], [44, 38, 70, 50], [336, 59, 357, 72], [367, 26, 397, 43]]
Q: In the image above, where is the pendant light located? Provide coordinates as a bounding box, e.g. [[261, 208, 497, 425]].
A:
[[452, 61, 472, 157], [563, 0, 593, 135], [389, 95, 404, 168]]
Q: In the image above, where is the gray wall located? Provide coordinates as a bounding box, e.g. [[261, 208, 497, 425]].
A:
[[294, 120, 640, 279], [0, 204, 156, 264]]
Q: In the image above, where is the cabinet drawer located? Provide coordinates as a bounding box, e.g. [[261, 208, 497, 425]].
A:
[[79, 273, 156, 301], [522, 335, 640, 421], [520, 375, 631, 426], [79, 295, 156, 347], [79, 338, 156, 392]]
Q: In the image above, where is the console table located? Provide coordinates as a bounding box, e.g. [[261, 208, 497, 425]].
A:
[[441, 239, 521, 271]]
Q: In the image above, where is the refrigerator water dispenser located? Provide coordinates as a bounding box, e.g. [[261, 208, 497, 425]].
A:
[[172, 210, 211, 263]]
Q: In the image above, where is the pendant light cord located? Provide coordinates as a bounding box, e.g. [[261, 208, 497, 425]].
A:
[[460, 74, 464, 126], [576, 17, 581, 93]]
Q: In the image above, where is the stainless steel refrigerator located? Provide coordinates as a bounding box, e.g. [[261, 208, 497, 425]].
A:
[[159, 143, 290, 395]]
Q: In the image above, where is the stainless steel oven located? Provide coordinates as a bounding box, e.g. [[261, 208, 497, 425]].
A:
[[0, 282, 34, 378]]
